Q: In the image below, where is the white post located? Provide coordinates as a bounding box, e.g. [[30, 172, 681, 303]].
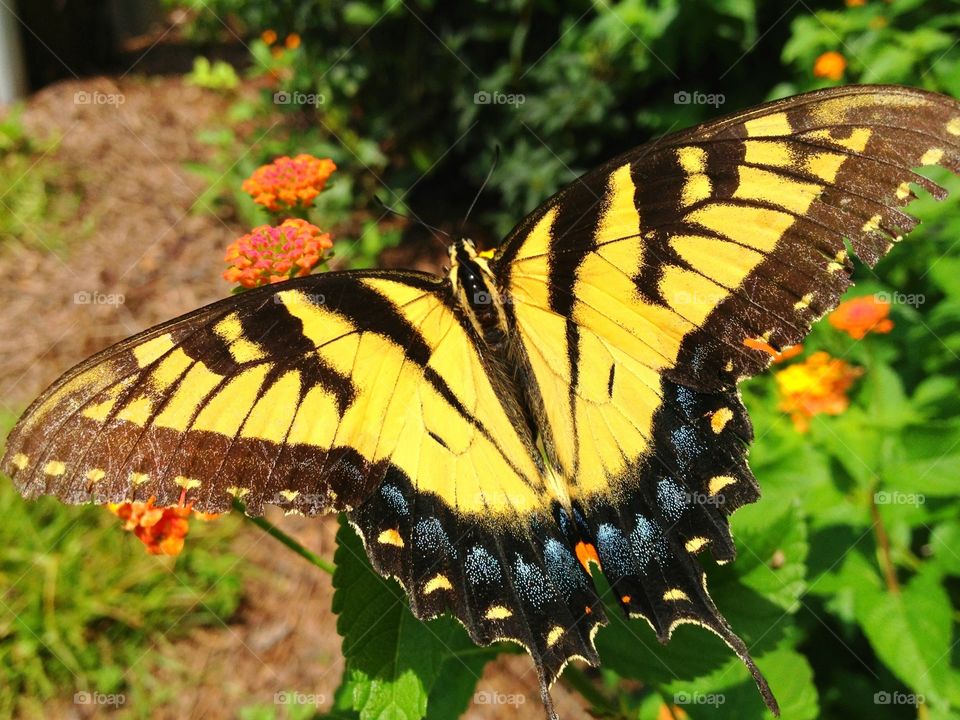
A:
[[0, 0, 27, 105]]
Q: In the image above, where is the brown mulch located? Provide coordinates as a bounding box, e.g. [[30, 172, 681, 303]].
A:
[[2, 76, 591, 719]]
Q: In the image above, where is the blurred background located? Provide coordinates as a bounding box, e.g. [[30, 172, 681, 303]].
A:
[[1, 1, 959, 718]]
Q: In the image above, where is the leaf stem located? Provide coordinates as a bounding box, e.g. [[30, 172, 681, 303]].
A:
[[234, 500, 335, 575], [869, 491, 900, 595]]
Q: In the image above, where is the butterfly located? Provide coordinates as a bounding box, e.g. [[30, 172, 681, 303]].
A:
[[4, 85, 960, 718]]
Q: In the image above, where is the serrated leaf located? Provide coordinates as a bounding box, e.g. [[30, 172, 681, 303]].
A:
[[331, 518, 499, 720], [666, 644, 818, 720], [854, 565, 953, 705]]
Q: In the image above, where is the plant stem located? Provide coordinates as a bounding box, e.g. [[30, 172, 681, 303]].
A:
[[869, 491, 900, 595], [234, 500, 335, 575]]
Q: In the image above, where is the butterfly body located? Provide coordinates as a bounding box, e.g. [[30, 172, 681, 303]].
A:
[[5, 85, 960, 719]]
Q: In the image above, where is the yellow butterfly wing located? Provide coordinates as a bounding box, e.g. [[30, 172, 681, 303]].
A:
[[495, 85, 960, 710]]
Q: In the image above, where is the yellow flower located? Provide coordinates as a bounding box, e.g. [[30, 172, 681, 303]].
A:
[[813, 51, 847, 80], [776, 351, 862, 432], [828, 295, 893, 340]]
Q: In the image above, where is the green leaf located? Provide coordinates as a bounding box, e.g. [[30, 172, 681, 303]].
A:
[[331, 518, 500, 720], [854, 564, 953, 705], [665, 643, 818, 720]]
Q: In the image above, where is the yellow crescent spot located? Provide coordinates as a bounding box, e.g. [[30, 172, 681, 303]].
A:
[[861, 214, 882, 233], [478, 248, 496, 259], [129, 472, 150, 485], [44, 461, 66, 476], [685, 537, 710, 553], [663, 588, 690, 601], [794, 293, 813, 311], [895, 181, 911, 201], [174, 476, 201, 490], [546, 626, 565, 647], [377, 529, 404, 547], [484, 605, 513, 620], [279, 489, 300, 501], [947, 118, 960, 136], [710, 407, 733, 434], [11, 453, 28, 470], [86, 468, 106, 483], [920, 148, 944, 166], [424, 574, 453, 595], [708, 475, 737, 495], [226, 486, 250, 498], [827, 261, 845, 273]]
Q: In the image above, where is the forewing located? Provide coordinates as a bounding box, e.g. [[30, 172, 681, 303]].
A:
[[497, 85, 960, 711]]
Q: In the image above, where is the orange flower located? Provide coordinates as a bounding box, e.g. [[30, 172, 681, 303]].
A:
[[108, 498, 216, 556], [657, 705, 689, 720], [285, 33, 301, 50], [776, 351, 862, 431], [242, 154, 336, 212], [813, 51, 847, 81], [224, 218, 332, 288], [828, 295, 893, 340], [846, 0, 866, 6], [261, 29, 277, 46]]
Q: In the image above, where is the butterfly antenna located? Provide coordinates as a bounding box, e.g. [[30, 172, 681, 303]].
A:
[[459, 145, 500, 239], [374, 196, 451, 248]]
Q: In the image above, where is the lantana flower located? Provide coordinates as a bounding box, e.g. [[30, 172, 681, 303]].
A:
[[776, 351, 863, 431], [828, 295, 893, 340], [813, 51, 847, 81], [242, 154, 336, 212], [109, 499, 216, 556], [224, 218, 332, 288]]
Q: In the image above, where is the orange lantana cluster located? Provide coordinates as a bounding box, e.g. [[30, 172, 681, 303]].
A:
[[241, 154, 336, 212], [109, 499, 216, 556], [813, 51, 847, 81], [776, 351, 863, 432], [828, 295, 893, 339], [224, 218, 332, 288]]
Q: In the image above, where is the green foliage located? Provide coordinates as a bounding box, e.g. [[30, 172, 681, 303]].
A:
[[0, 106, 79, 250], [0, 411, 246, 718], [326, 518, 501, 720], [186, 57, 241, 91]]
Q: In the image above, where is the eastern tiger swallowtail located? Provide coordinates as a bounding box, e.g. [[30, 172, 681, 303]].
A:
[[4, 85, 960, 718]]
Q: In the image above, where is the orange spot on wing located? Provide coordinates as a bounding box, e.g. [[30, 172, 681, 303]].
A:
[[575, 541, 601, 575], [621, 595, 632, 604], [743, 336, 779, 356]]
